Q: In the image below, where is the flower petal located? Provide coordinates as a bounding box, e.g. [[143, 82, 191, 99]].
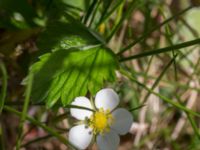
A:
[[69, 124, 93, 150], [97, 130, 120, 150], [111, 108, 133, 135], [95, 88, 119, 111], [70, 97, 93, 120]]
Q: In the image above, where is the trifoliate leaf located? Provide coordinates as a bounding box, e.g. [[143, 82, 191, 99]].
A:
[[28, 46, 118, 107]]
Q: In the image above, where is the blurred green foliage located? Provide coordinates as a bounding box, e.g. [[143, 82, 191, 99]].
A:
[[1, 0, 200, 149]]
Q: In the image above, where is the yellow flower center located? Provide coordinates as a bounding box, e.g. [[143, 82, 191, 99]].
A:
[[89, 108, 113, 134]]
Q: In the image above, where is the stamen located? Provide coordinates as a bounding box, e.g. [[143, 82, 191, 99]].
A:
[[88, 108, 113, 135]]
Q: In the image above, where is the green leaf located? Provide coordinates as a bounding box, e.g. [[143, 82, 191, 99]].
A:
[[26, 46, 118, 107], [37, 19, 104, 54]]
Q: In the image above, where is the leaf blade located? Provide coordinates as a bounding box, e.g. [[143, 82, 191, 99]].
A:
[[28, 46, 118, 107]]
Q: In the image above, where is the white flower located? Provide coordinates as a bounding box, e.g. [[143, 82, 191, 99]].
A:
[[69, 88, 133, 150]]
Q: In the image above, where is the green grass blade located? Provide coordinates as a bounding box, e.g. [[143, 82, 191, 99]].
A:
[[129, 104, 146, 112], [0, 62, 7, 150], [106, 0, 138, 41], [16, 73, 33, 150], [96, 0, 124, 28], [120, 68, 200, 118], [119, 38, 200, 62], [176, 95, 200, 139], [118, 6, 192, 54], [0, 62, 7, 114], [22, 134, 53, 147], [187, 114, 200, 139], [142, 56, 176, 103], [162, 8, 178, 81], [65, 104, 95, 112], [88, 0, 101, 27], [0, 123, 5, 150], [3, 105, 77, 150], [96, 0, 114, 28], [83, 0, 98, 24]]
